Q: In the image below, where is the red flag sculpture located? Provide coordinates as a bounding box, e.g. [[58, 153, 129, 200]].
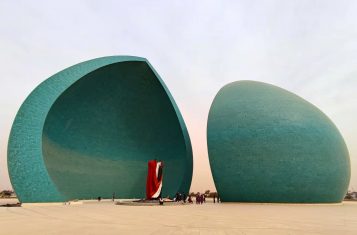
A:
[[146, 160, 163, 199]]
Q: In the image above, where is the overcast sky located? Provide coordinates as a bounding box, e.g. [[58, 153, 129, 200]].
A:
[[1, 0, 357, 193]]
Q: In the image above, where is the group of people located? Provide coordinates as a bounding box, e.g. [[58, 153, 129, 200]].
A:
[[213, 193, 221, 203], [172, 192, 199, 204], [173, 192, 221, 204], [174, 192, 187, 202], [96, 191, 221, 204], [195, 192, 205, 204], [194, 192, 221, 204]]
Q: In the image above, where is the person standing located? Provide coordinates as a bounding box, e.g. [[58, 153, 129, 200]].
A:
[[188, 195, 193, 203]]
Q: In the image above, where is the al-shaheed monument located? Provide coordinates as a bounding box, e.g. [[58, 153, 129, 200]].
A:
[[7, 56, 350, 203]]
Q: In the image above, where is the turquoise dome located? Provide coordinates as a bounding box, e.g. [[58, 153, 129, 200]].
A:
[[8, 56, 193, 203], [207, 81, 350, 203]]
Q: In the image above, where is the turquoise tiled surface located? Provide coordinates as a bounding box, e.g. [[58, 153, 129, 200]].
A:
[[8, 56, 193, 203], [207, 81, 350, 203]]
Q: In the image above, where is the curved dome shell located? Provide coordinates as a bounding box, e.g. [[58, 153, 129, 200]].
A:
[[8, 56, 192, 203], [207, 81, 350, 203]]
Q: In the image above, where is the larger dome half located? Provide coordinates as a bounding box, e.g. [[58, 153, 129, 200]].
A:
[[8, 56, 193, 203]]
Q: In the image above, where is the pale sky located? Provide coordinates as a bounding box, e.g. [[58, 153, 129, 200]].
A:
[[1, 0, 357, 193]]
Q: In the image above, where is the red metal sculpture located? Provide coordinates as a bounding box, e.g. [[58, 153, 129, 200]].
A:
[[146, 160, 163, 199]]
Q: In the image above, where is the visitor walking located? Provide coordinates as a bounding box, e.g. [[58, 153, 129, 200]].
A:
[[188, 195, 193, 203], [200, 194, 204, 204], [175, 192, 181, 202], [196, 193, 200, 204]]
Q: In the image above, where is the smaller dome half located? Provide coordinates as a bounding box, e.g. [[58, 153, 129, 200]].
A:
[[207, 80, 350, 203]]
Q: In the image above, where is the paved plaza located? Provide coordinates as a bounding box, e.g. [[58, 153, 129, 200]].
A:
[[1, 199, 357, 234]]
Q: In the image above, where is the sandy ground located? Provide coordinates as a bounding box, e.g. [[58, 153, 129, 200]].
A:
[[1, 199, 357, 235]]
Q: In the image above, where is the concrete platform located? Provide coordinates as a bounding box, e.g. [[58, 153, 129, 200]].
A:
[[1, 199, 357, 234]]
